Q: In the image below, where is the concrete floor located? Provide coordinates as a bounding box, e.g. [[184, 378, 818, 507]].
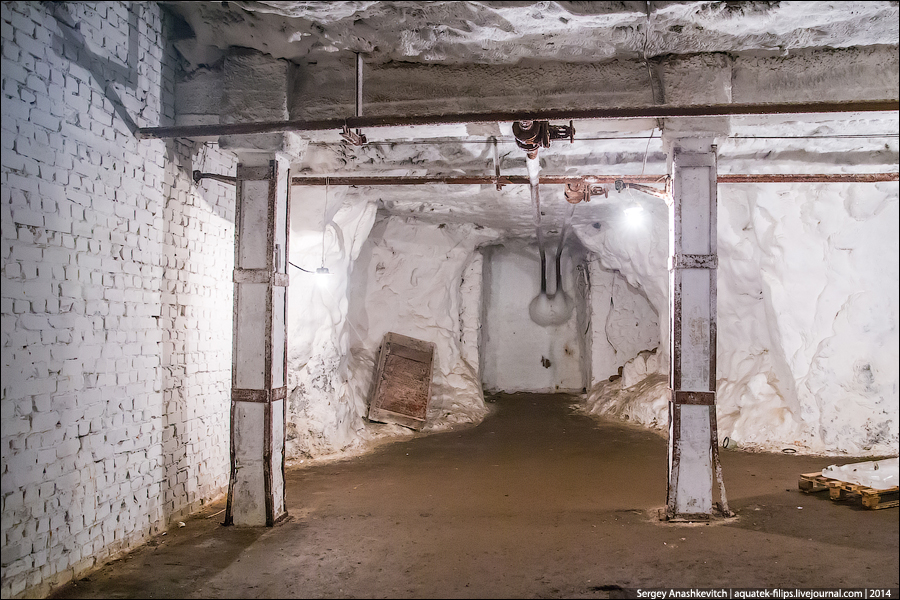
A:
[[50, 393, 899, 598]]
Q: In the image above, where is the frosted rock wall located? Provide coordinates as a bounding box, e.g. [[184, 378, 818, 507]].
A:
[[587, 260, 661, 384], [459, 251, 483, 382], [577, 205, 669, 428], [345, 217, 495, 433], [716, 182, 898, 455], [576, 200, 670, 376], [578, 183, 899, 456], [285, 213, 494, 459], [285, 186, 376, 459]]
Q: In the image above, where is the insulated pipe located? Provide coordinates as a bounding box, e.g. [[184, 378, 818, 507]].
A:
[[554, 204, 576, 294], [138, 99, 899, 139], [530, 175, 547, 293]]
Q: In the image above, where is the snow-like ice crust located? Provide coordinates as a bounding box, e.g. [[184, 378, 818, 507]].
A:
[[172, 2, 900, 68], [579, 181, 899, 456], [285, 175, 898, 461], [823, 457, 899, 490], [286, 185, 498, 460]]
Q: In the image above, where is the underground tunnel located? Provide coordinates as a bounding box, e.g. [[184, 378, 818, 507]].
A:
[[1, 1, 898, 597]]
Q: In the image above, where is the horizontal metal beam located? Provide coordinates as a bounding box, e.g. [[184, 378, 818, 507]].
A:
[[285, 173, 898, 186], [289, 175, 667, 186], [139, 99, 899, 139], [193, 171, 897, 187]]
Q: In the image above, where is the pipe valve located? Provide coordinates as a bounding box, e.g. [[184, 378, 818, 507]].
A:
[[512, 120, 575, 159], [564, 181, 608, 204]]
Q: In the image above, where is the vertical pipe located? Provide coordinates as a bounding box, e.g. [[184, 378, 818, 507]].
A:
[[356, 53, 363, 118]]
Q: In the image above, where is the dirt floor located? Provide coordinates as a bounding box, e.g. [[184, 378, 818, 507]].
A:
[[49, 393, 899, 599]]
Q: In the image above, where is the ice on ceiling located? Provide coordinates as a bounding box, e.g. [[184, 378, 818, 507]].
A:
[[168, 1, 900, 69]]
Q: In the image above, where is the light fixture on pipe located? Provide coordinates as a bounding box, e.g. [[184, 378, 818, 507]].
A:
[[623, 202, 644, 226], [316, 179, 332, 283]]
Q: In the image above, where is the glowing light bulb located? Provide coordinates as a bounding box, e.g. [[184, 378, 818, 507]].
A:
[[315, 266, 331, 286], [623, 204, 644, 226]]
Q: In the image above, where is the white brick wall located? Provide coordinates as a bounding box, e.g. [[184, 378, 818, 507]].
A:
[[1, 3, 235, 597]]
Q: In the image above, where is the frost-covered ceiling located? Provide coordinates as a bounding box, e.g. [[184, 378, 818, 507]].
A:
[[166, 1, 899, 238], [168, 1, 900, 68]]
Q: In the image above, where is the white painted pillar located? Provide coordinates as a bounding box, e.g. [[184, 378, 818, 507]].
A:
[[666, 140, 729, 520], [225, 155, 290, 526]]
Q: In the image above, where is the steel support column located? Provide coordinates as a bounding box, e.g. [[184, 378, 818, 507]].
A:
[[225, 157, 290, 526], [666, 142, 729, 520]]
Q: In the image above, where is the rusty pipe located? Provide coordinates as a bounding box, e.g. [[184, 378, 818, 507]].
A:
[[288, 172, 897, 186], [512, 120, 543, 159], [193, 170, 237, 185], [138, 100, 898, 139], [290, 174, 670, 186]]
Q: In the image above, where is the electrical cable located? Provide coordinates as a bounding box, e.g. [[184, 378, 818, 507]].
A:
[[289, 261, 315, 273], [321, 178, 329, 270]]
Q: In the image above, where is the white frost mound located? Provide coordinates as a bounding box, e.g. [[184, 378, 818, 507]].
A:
[[581, 352, 669, 431], [822, 457, 899, 490], [577, 181, 899, 456], [286, 211, 497, 461]]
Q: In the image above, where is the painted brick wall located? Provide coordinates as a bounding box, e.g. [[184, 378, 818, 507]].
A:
[[1, 3, 235, 597]]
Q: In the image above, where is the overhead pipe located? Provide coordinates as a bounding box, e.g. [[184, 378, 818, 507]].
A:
[[139, 99, 899, 139], [716, 173, 899, 183], [282, 173, 897, 186], [288, 174, 668, 187], [192, 171, 898, 188]]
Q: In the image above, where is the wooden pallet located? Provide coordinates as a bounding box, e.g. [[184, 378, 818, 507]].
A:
[[799, 472, 899, 510]]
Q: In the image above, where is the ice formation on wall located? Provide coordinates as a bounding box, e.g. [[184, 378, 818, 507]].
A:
[[822, 457, 898, 490], [717, 182, 898, 455], [345, 217, 497, 431], [587, 261, 661, 384], [286, 186, 377, 459], [286, 199, 498, 460], [577, 182, 899, 457], [574, 196, 671, 427]]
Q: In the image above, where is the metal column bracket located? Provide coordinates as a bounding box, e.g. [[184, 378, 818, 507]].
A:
[[669, 253, 718, 270]]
